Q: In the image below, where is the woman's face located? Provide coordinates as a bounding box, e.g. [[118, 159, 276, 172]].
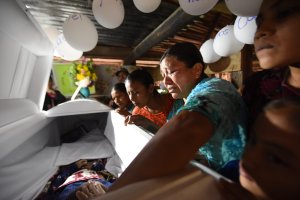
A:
[[125, 80, 153, 108], [117, 72, 128, 83], [111, 89, 131, 109], [254, 0, 300, 69], [160, 56, 200, 99], [240, 108, 300, 200]]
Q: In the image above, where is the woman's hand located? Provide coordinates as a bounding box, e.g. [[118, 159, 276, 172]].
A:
[[125, 115, 159, 133], [115, 107, 130, 117], [75, 181, 106, 200]]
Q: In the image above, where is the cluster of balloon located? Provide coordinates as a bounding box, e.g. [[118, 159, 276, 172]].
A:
[[234, 16, 257, 44], [63, 14, 98, 52], [178, 0, 218, 16], [92, 0, 125, 29], [198, 0, 262, 61], [213, 25, 244, 57], [54, 33, 83, 61], [226, 0, 261, 45], [44, 27, 82, 61], [133, 0, 161, 13], [200, 39, 221, 64], [225, 0, 262, 17]]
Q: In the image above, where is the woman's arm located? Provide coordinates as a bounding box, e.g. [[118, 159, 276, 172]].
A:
[[124, 114, 160, 133], [109, 110, 213, 191]]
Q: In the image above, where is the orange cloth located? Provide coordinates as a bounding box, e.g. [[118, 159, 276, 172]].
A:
[[132, 94, 174, 127]]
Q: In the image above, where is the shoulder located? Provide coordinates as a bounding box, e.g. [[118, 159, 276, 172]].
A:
[[189, 78, 238, 100], [132, 106, 149, 115], [244, 68, 285, 85], [158, 93, 174, 108], [242, 69, 285, 96]]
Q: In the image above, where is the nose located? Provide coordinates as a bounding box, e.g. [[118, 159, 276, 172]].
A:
[[163, 74, 172, 87], [129, 93, 135, 102], [115, 98, 121, 105], [254, 17, 274, 40]]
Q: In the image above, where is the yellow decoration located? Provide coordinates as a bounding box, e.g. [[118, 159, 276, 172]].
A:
[[70, 59, 97, 88]]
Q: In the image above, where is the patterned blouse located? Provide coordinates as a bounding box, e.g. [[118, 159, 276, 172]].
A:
[[177, 78, 247, 170], [242, 68, 300, 128], [132, 94, 175, 127]]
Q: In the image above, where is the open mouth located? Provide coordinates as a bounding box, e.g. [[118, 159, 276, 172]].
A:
[[167, 87, 177, 93]]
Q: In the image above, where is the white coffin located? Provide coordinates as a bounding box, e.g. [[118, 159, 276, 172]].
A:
[[0, 1, 153, 199]]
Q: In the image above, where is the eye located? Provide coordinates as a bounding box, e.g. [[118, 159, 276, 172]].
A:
[[276, 11, 291, 21], [275, 5, 300, 22], [169, 70, 177, 76], [255, 15, 262, 29], [266, 153, 288, 167]]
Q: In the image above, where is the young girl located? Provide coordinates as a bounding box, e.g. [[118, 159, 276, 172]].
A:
[[110, 83, 134, 117], [124, 69, 178, 133], [242, 0, 300, 126], [219, 98, 300, 200]]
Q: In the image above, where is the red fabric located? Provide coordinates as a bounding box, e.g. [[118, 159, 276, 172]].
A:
[[132, 94, 174, 127], [58, 169, 102, 189]]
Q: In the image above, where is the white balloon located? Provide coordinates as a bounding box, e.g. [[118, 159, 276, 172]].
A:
[[63, 14, 98, 51], [133, 0, 161, 13], [92, 0, 125, 29], [234, 16, 257, 44], [179, 0, 218, 16], [55, 34, 83, 61], [213, 25, 245, 57], [225, 0, 262, 16], [200, 39, 221, 63], [44, 26, 60, 45]]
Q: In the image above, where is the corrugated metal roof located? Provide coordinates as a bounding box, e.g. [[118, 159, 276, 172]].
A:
[[18, 0, 236, 65]]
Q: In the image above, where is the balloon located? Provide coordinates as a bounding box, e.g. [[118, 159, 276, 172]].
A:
[[44, 26, 60, 45], [225, 0, 262, 16], [213, 25, 245, 57], [55, 34, 83, 61], [63, 14, 98, 51], [92, 0, 125, 29], [234, 16, 257, 44], [133, 0, 161, 13], [200, 39, 221, 63], [179, 0, 218, 16]]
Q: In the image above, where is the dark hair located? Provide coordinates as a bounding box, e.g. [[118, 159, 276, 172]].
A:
[[126, 69, 158, 94], [115, 68, 129, 77], [160, 42, 205, 69], [111, 82, 127, 93]]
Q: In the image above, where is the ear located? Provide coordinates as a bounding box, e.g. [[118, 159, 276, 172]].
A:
[[193, 63, 203, 79], [148, 84, 155, 94]]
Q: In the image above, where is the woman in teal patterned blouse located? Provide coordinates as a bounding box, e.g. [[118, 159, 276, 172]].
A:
[[108, 42, 247, 191]]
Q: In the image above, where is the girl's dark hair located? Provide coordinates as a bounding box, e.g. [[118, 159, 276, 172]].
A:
[[160, 42, 205, 69], [126, 69, 154, 87], [111, 82, 127, 93], [126, 69, 158, 94]]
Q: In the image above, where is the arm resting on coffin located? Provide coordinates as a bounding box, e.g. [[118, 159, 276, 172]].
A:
[[108, 110, 213, 191]]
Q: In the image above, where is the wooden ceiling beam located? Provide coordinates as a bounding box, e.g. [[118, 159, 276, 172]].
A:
[[124, 7, 196, 65], [203, 13, 221, 41], [83, 45, 132, 60]]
